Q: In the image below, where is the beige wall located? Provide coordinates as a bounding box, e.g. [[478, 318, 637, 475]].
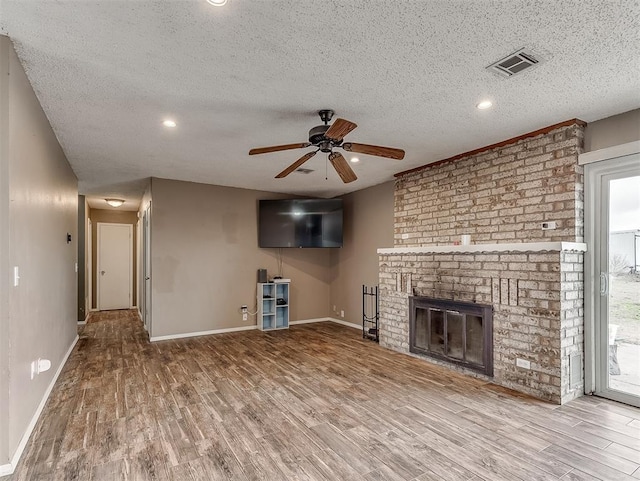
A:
[[0, 36, 77, 467], [584, 109, 640, 152], [149, 178, 332, 338], [329, 182, 394, 326], [88, 208, 138, 308], [0, 35, 10, 467]]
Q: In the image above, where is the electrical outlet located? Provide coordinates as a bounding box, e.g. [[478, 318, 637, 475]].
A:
[[401, 233, 409, 239], [340, 310, 344, 318], [541, 221, 557, 230], [13, 266, 19, 287], [30, 361, 37, 380], [333, 305, 336, 312], [516, 358, 531, 369], [242, 313, 248, 321]]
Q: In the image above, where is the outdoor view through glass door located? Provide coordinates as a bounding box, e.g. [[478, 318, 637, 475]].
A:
[[588, 154, 640, 407], [606, 174, 640, 400]]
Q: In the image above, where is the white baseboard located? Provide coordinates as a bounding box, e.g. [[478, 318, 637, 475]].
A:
[[150, 325, 257, 342], [326, 317, 361, 329], [290, 317, 361, 330], [2, 334, 79, 477], [0, 463, 12, 477], [290, 317, 333, 325], [150, 317, 362, 343]]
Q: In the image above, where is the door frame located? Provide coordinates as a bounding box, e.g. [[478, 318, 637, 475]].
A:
[[141, 203, 152, 333], [96, 222, 133, 311], [87, 217, 93, 311], [583, 144, 640, 406]]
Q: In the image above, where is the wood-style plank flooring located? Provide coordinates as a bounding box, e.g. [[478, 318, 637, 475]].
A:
[[7, 309, 640, 480]]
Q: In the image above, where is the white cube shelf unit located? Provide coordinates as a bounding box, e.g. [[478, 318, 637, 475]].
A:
[[257, 281, 289, 331]]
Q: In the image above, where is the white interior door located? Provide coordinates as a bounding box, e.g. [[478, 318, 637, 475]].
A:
[[586, 152, 640, 407], [97, 222, 132, 310]]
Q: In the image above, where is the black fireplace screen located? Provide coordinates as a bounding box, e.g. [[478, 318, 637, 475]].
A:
[[409, 297, 493, 376]]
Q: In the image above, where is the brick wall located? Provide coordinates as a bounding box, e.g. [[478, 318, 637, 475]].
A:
[[380, 121, 587, 404], [394, 122, 585, 246], [379, 247, 585, 404]]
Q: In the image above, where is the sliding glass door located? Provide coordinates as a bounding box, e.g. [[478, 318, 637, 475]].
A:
[[586, 153, 640, 407]]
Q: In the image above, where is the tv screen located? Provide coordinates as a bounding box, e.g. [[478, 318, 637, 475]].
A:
[[258, 199, 343, 248]]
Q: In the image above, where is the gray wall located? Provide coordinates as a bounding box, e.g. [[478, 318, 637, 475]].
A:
[[329, 182, 394, 326], [0, 36, 77, 467], [150, 178, 332, 338], [584, 109, 640, 152]]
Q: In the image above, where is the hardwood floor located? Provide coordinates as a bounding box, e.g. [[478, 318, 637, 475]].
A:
[[6, 310, 640, 480]]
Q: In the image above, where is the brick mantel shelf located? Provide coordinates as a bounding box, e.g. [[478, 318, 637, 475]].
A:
[[378, 242, 587, 255]]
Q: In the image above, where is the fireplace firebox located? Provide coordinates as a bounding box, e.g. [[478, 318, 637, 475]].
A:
[[409, 297, 493, 376]]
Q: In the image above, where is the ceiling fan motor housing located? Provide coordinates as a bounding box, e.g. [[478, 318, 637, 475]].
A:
[[309, 125, 333, 149]]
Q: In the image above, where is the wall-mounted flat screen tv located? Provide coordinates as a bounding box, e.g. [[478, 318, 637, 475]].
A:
[[258, 199, 343, 248]]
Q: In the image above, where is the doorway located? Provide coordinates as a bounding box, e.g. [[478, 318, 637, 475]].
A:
[[97, 222, 133, 310], [585, 152, 640, 407]]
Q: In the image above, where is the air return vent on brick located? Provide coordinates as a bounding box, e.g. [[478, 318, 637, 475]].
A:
[[486, 48, 540, 77]]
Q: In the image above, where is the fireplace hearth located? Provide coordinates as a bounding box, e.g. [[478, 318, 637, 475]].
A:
[[409, 297, 493, 376]]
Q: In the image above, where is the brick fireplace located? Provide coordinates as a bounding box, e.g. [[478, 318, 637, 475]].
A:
[[378, 120, 587, 404]]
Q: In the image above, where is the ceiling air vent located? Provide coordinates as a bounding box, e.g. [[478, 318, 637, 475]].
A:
[[486, 48, 540, 77], [295, 168, 314, 174]]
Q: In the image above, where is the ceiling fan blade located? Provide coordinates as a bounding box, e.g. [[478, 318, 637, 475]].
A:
[[275, 151, 318, 179], [324, 118, 358, 141], [329, 152, 357, 183], [249, 142, 311, 155], [342, 142, 405, 160]]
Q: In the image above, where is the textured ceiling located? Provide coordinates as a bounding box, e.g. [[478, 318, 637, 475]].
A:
[[1, 1, 639, 205]]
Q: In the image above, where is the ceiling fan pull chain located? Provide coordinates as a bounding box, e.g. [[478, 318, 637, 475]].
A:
[[325, 154, 328, 180]]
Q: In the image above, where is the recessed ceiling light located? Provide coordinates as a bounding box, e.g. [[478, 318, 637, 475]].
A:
[[105, 198, 125, 208], [162, 119, 177, 128], [350, 157, 360, 163], [476, 100, 493, 110], [206, 0, 227, 6]]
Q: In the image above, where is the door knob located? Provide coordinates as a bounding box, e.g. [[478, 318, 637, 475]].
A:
[[101, 270, 105, 276]]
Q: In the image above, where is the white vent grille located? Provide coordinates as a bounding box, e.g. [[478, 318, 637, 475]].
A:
[[487, 48, 540, 77], [295, 168, 314, 174], [569, 352, 583, 389]]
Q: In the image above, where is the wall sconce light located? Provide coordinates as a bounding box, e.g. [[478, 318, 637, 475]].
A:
[[105, 198, 125, 208]]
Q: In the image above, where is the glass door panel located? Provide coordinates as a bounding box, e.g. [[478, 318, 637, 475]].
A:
[[606, 175, 640, 399], [588, 154, 640, 408]]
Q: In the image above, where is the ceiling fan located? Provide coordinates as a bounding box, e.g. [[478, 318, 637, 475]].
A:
[[249, 110, 405, 184]]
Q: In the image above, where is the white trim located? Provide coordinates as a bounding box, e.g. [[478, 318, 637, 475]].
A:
[[150, 325, 257, 342], [77, 320, 86, 325], [579, 140, 640, 165], [327, 317, 361, 329], [151, 318, 363, 342], [377, 241, 587, 255], [290, 317, 332, 325], [1, 335, 79, 476], [291, 317, 361, 330]]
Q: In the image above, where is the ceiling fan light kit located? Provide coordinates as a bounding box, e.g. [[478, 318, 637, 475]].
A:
[[249, 110, 405, 184]]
